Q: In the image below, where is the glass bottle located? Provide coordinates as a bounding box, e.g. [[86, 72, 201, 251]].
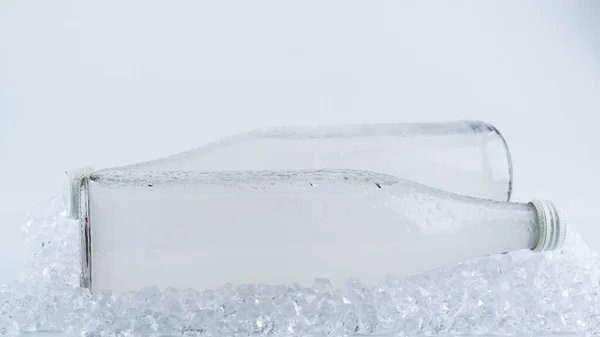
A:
[[66, 168, 564, 294], [101, 120, 513, 201]]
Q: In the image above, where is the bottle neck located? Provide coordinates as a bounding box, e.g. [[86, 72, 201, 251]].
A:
[[466, 200, 540, 253], [466, 198, 566, 253], [382, 181, 561, 256]]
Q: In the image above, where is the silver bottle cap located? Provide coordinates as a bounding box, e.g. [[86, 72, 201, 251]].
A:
[[63, 167, 95, 219], [529, 200, 567, 252]]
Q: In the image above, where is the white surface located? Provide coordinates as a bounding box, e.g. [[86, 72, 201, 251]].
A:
[[0, 1, 599, 336]]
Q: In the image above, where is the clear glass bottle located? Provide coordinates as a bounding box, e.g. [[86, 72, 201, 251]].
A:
[[103, 120, 513, 201], [67, 168, 564, 294]]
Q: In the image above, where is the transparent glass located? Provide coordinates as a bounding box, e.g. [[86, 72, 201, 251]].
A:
[[84, 169, 536, 294], [108, 120, 513, 201]]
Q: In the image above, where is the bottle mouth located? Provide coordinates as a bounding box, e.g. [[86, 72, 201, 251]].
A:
[[529, 200, 567, 252]]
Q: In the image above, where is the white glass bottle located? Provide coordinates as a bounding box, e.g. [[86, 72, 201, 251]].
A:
[[66, 168, 564, 294], [103, 120, 513, 201]]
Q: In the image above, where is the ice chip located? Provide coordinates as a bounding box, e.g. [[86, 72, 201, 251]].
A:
[[313, 278, 334, 295]]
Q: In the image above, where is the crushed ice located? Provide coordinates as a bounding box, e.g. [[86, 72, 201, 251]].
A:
[[1, 196, 600, 336]]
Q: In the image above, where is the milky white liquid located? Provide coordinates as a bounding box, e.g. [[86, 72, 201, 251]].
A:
[[86, 170, 534, 294]]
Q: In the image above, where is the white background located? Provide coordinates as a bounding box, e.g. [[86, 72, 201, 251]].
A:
[[1, 0, 599, 289]]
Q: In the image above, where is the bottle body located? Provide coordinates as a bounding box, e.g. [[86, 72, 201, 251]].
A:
[[82, 169, 548, 294], [109, 120, 513, 201]]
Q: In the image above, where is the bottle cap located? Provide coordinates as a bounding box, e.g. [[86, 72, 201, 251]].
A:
[[63, 167, 95, 219], [529, 200, 567, 252]]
